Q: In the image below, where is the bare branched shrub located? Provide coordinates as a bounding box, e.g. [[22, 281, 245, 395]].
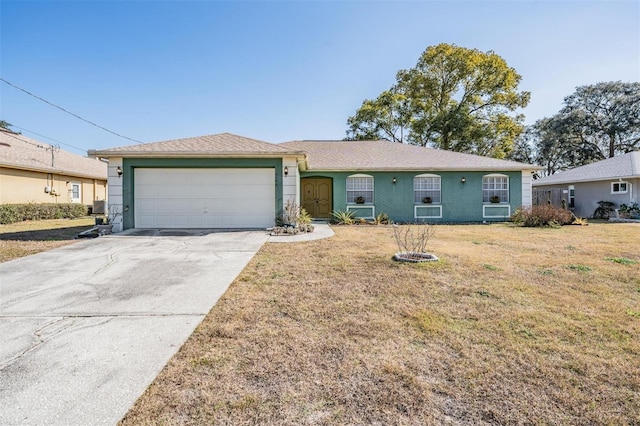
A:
[[283, 199, 300, 225], [392, 223, 436, 253], [511, 205, 574, 227]]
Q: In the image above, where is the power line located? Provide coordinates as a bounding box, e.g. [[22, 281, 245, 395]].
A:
[[10, 124, 87, 154], [0, 129, 41, 148], [0, 77, 144, 144]]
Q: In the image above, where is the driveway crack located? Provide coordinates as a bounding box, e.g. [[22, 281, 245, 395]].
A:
[[93, 250, 120, 275], [0, 316, 118, 371], [0, 317, 70, 370]]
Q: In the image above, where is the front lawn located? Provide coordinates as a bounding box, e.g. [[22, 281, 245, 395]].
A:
[[0, 217, 95, 262], [120, 223, 640, 425]]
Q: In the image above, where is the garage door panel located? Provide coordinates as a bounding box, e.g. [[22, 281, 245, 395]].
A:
[[134, 168, 276, 229]]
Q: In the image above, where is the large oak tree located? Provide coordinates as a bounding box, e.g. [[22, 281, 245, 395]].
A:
[[510, 81, 640, 175], [346, 43, 530, 158]]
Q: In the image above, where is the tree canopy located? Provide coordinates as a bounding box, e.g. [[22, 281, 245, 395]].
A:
[[510, 81, 640, 175], [346, 43, 530, 158]]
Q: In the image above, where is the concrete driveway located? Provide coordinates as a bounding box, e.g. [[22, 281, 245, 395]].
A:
[[0, 229, 269, 425]]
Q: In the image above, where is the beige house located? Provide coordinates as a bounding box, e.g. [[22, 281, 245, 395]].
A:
[[0, 128, 107, 209]]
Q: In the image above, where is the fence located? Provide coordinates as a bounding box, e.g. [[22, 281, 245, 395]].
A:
[[533, 188, 566, 208]]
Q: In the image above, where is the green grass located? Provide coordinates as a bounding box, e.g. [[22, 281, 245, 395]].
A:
[[606, 257, 638, 265]]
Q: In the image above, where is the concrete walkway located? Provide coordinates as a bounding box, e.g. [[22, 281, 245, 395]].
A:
[[0, 230, 269, 425]]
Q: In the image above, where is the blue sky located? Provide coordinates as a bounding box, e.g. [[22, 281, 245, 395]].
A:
[[1, 0, 638, 154]]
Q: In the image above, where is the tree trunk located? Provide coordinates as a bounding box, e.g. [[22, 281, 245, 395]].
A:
[[609, 133, 615, 158]]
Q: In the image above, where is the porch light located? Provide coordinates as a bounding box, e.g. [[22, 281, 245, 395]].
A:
[[392, 177, 397, 184], [116, 166, 123, 178], [461, 176, 466, 184], [284, 166, 289, 177]]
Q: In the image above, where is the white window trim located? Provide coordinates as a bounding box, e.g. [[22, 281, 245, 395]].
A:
[[414, 205, 443, 219], [611, 181, 628, 194], [483, 204, 511, 218], [346, 174, 374, 205], [69, 182, 82, 204], [482, 173, 510, 203], [568, 185, 575, 209], [346, 205, 375, 219], [414, 174, 442, 204]]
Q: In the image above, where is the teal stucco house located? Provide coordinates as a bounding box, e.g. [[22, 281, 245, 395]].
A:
[[89, 133, 540, 231]]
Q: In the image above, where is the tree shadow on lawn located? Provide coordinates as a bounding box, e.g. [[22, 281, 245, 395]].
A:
[[0, 225, 95, 241]]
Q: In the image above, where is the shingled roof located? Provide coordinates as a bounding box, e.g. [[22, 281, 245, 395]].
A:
[[280, 140, 540, 171], [89, 133, 305, 158], [0, 128, 107, 179], [533, 151, 640, 185]]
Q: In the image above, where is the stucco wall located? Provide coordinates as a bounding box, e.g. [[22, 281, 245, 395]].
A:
[[0, 167, 107, 206], [300, 170, 523, 223]]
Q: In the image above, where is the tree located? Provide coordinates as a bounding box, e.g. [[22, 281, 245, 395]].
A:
[[0, 120, 21, 135], [345, 89, 411, 143], [509, 81, 640, 175], [555, 81, 640, 159], [346, 43, 530, 158]]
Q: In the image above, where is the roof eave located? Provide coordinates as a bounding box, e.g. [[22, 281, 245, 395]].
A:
[[87, 150, 306, 159], [0, 162, 107, 180], [533, 174, 640, 186], [304, 166, 542, 172]]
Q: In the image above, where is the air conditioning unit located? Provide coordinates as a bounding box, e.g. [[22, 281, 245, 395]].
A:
[[93, 200, 107, 214]]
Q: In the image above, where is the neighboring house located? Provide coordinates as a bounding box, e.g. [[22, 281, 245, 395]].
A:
[[0, 128, 108, 210], [532, 151, 639, 218], [88, 133, 540, 232]]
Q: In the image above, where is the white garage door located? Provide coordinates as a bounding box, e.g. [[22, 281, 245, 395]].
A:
[[134, 168, 275, 228]]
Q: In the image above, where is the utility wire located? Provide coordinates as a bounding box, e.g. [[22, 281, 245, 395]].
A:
[[11, 124, 87, 154], [0, 129, 42, 148], [0, 77, 144, 144]]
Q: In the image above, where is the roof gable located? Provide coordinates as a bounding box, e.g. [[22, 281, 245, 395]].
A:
[[89, 133, 304, 157], [280, 140, 539, 171], [533, 151, 640, 185], [0, 129, 107, 179]]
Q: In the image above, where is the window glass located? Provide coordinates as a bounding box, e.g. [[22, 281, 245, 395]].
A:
[[612, 182, 628, 193], [414, 176, 441, 203], [482, 175, 509, 203], [347, 175, 374, 203]]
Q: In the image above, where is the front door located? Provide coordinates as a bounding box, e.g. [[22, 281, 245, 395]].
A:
[[301, 178, 332, 218]]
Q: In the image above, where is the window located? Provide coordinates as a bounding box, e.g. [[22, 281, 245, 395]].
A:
[[482, 174, 509, 203], [414, 174, 441, 203], [568, 185, 575, 208], [346, 174, 373, 204], [70, 183, 81, 203], [611, 182, 628, 194]]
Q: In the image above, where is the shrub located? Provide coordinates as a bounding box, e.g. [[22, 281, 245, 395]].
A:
[[0, 203, 88, 224], [392, 223, 436, 254], [511, 205, 574, 227], [619, 202, 640, 218], [330, 210, 356, 225], [298, 208, 312, 225], [0, 204, 21, 224], [593, 201, 615, 219], [374, 212, 390, 225], [276, 201, 312, 225]]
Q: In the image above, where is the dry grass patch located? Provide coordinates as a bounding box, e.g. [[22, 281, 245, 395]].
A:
[[0, 217, 95, 262], [121, 223, 640, 425]]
